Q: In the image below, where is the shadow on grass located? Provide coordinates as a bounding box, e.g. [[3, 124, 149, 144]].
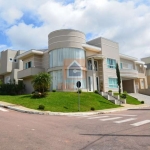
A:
[[20, 95, 44, 99]]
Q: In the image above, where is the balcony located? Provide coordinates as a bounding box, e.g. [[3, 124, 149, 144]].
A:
[[18, 67, 45, 79], [120, 69, 138, 78]]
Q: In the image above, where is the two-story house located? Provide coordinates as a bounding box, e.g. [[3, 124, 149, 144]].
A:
[[0, 49, 25, 84], [0, 29, 147, 94], [16, 29, 147, 93], [141, 56, 150, 88]]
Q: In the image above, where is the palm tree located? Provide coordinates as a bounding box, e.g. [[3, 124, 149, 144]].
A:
[[31, 72, 52, 93]]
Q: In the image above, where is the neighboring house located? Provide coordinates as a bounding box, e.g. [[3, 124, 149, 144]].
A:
[[141, 56, 150, 88], [0, 49, 25, 84], [0, 29, 148, 94]]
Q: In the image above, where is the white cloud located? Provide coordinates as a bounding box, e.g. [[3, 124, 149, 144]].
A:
[[1, 0, 150, 59], [1, 7, 23, 24], [0, 44, 12, 51], [6, 23, 49, 50]]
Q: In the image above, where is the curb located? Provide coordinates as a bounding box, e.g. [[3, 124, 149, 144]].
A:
[[0, 103, 150, 116]]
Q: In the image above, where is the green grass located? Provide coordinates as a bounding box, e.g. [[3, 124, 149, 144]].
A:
[[0, 92, 120, 112], [114, 93, 141, 105]]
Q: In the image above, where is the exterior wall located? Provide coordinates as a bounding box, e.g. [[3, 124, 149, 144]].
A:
[[23, 77, 34, 94], [101, 38, 119, 92], [42, 51, 49, 71], [139, 89, 150, 95], [141, 57, 150, 88], [23, 56, 34, 69], [0, 50, 25, 83], [147, 76, 150, 88], [141, 57, 150, 64], [120, 58, 135, 69], [48, 29, 87, 91], [48, 29, 86, 51], [34, 55, 42, 68]]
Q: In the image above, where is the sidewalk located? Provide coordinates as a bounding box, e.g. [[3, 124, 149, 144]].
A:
[[0, 101, 149, 116]]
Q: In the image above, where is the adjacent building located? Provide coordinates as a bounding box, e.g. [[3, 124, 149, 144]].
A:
[[0, 49, 25, 84], [141, 56, 150, 88], [0, 29, 148, 93]]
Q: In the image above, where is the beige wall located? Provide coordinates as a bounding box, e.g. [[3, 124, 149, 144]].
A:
[[120, 58, 135, 69], [141, 57, 150, 64], [42, 51, 49, 71], [48, 29, 86, 51], [101, 38, 119, 92], [0, 50, 25, 83], [147, 76, 150, 88], [23, 77, 34, 94]]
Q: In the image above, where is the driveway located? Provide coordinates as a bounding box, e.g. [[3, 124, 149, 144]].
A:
[[129, 93, 150, 105]]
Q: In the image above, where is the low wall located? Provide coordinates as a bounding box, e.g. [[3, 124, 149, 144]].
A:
[[139, 89, 150, 96]]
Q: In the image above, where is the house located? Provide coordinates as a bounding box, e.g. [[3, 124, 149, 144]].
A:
[[0, 29, 148, 93], [141, 56, 150, 88], [0, 49, 25, 84]]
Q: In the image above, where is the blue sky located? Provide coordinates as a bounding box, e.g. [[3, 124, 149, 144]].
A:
[[0, 0, 150, 58]]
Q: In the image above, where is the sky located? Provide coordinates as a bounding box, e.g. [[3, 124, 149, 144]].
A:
[[0, 0, 150, 59]]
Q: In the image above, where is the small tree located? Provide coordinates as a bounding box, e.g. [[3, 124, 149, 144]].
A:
[[31, 72, 52, 93], [116, 63, 121, 94]]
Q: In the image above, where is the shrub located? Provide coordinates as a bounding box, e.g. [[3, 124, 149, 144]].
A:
[[123, 91, 128, 94], [108, 90, 112, 92], [94, 90, 98, 94], [52, 89, 56, 92], [32, 91, 48, 98], [141, 101, 144, 104], [91, 107, 95, 111], [77, 89, 82, 94], [38, 105, 45, 110], [121, 93, 126, 99]]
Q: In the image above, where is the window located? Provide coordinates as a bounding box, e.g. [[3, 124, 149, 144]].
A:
[[94, 61, 98, 71], [49, 48, 85, 68], [9, 58, 13, 62], [121, 62, 133, 69], [108, 78, 118, 88], [88, 59, 92, 70], [5, 76, 10, 84], [107, 58, 116, 69], [25, 61, 32, 69], [14, 59, 17, 63]]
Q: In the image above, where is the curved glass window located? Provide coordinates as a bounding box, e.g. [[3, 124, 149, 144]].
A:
[[49, 48, 85, 68]]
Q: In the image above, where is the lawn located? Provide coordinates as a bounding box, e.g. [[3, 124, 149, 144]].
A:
[[114, 93, 141, 105], [0, 92, 120, 112]]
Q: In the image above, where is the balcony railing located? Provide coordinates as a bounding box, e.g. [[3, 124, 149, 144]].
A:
[[120, 69, 138, 78], [18, 67, 45, 79]]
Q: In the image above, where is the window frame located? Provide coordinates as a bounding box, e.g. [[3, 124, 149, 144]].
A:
[[25, 61, 32, 69], [107, 58, 116, 69], [108, 78, 118, 88], [88, 59, 92, 70], [94, 60, 98, 71]]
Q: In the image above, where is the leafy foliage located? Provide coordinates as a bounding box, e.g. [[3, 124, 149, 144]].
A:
[[0, 80, 25, 95], [31, 72, 52, 94], [116, 63, 121, 94]]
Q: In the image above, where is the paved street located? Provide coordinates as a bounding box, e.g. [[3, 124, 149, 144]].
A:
[[0, 107, 150, 150]]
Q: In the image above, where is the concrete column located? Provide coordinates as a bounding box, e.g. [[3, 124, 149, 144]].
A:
[[121, 78, 123, 93], [91, 57, 96, 91], [133, 79, 136, 93], [144, 77, 148, 89]]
